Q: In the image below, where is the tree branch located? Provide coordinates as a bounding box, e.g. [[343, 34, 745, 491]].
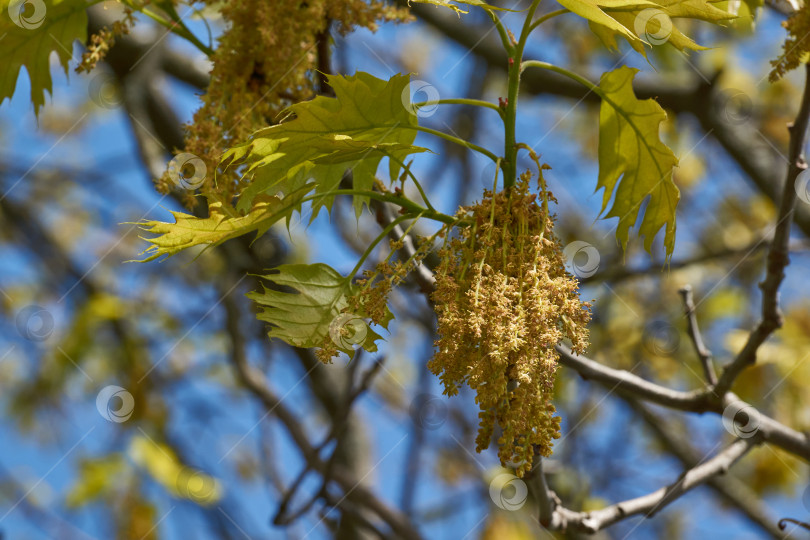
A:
[[623, 398, 786, 539], [715, 63, 810, 395], [678, 285, 717, 385], [545, 437, 760, 533]]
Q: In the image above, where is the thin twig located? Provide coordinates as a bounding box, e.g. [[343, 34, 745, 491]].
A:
[[716, 63, 810, 396], [546, 437, 761, 533], [679, 285, 718, 385]]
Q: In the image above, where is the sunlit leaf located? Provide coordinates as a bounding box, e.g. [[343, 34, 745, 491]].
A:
[[557, 0, 733, 56], [134, 191, 308, 262], [597, 66, 680, 257], [223, 72, 426, 216]]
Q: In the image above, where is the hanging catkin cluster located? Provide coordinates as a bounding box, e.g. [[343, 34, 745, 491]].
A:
[[429, 170, 590, 477]]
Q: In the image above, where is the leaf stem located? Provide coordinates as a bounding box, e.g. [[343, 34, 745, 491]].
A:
[[407, 126, 499, 164], [487, 10, 515, 55], [347, 214, 414, 281], [503, 0, 544, 188], [310, 189, 458, 225], [520, 60, 602, 96], [528, 8, 570, 32], [413, 98, 504, 117], [131, 4, 215, 57]]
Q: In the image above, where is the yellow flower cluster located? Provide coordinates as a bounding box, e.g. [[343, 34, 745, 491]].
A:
[[76, 7, 136, 74], [429, 171, 590, 477], [770, 5, 810, 82], [317, 229, 433, 363], [159, 0, 410, 206]]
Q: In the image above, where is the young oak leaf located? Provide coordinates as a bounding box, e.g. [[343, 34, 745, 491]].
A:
[[557, 0, 733, 56], [134, 189, 309, 262], [0, 0, 93, 116], [223, 72, 427, 217], [597, 66, 680, 258], [247, 264, 385, 355]]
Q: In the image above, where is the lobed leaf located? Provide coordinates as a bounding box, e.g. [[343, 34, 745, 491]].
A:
[[247, 263, 385, 355], [597, 66, 680, 258], [0, 0, 92, 115], [557, 0, 734, 55], [134, 190, 309, 262], [224, 72, 427, 217]]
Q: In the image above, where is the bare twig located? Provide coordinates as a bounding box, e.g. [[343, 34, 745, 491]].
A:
[[555, 345, 810, 460], [545, 437, 760, 533], [678, 285, 718, 385], [623, 398, 785, 538], [716, 63, 810, 396]]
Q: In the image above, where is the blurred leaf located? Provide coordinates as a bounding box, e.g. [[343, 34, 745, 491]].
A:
[[480, 513, 534, 540], [597, 66, 680, 258], [129, 435, 222, 506], [223, 72, 426, 216], [65, 454, 128, 508]]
